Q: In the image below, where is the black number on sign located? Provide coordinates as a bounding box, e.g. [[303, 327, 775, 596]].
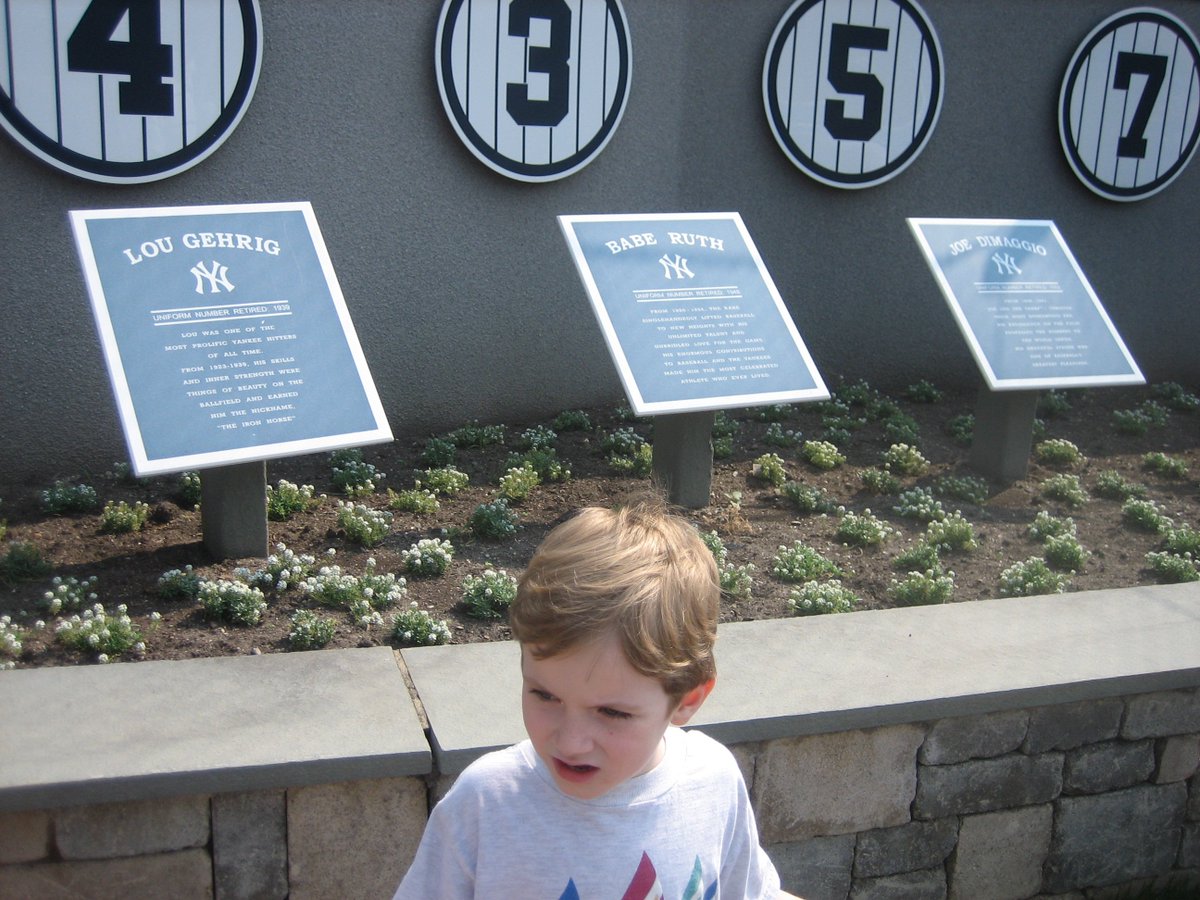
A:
[[824, 23, 888, 142], [506, 0, 571, 127], [67, 0, 173, 117], [1113, 52, 1168, 159]]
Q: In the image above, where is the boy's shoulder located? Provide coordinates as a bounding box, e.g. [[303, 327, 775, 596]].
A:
[[459, 740, 535, 779], [447, 741, 542, 799], [674, 727, 744, 782]]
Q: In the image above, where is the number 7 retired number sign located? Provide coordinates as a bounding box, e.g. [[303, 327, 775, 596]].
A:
[[1059, 8, 1200, 202]]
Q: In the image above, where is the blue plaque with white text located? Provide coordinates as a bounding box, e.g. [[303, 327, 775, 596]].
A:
[[71, 202, 392, 476], [559, 212, 828, 415], [907, 218, 1143, 390]]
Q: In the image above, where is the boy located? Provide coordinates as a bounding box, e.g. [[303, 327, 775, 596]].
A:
[[394, 500, 789, 899]]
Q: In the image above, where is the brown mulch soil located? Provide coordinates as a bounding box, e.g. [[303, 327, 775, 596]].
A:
[[1, 382, 1197, 670]]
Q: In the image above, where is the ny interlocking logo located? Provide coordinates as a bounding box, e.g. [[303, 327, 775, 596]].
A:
[[991, 252, 1022, 277], [191, 260, 235, 294], [658, 254, 694, 280]]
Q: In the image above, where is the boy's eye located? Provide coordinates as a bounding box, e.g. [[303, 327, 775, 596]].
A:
[[598, 707, 632, 720], [529, 688, 555, 702]]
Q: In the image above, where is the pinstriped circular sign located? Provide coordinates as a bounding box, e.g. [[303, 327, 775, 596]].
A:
[[1059, 8, 1200, 202], [763, 0, 944, 189], [0, 0, 262, 184], [435, 0, 631, 182]]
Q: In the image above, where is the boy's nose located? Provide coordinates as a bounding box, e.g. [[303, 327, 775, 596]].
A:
[[556, 715, 594, 756]]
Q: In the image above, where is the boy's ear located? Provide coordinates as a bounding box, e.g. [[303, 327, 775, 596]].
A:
[[670, 678, 715, 726]]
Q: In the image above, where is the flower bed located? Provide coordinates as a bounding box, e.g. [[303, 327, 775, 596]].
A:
[[0, 382, 1197, 669]]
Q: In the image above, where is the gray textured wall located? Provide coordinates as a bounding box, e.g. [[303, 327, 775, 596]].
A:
[[1, 1, 1196, 483]]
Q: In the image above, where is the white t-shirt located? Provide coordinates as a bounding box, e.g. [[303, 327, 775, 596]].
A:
[[394, 727, 781, 899]]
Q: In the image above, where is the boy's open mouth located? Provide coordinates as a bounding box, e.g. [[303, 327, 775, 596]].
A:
[[554, 758, 598, 781]]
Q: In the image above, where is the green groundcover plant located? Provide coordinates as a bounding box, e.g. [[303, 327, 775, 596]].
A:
[[100, 500, 149, 534], [392, 603, 452, 647], [889, 568, 955, 606], [700, 530, 754, 599], [999, 558, 1071, 597], [198, 580, 268, 626], [337, 501, 392, 547], [471, 499, 519, 539], [772, 542, 843, 582], [288, 609, 337, 650], [402, 538, 455, 577], [41, 575, 99, 615], [41, 481, 99, 515], [267, 479, 317, 520], [786, 580, 858, 616], [461, 569, 518, 619], [56, 602, 151, 661]]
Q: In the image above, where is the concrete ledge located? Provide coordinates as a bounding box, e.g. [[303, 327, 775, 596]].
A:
[[2, 584, 1197, 809], [402, 582, 1200, 773], [0, 647, 429, 812]]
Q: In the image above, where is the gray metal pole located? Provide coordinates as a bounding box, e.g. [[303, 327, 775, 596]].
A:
[[200, 461, 269, 559], [969, 388, 1039, 483], [652, 411, 716, 509]]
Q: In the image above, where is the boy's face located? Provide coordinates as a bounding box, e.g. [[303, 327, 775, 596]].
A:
[[521, 633, 700, 801]]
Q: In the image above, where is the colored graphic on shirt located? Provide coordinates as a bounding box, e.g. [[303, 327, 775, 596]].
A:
[[556, 852, 716, 899], [621, 852, 662, 899], [685, 856, 719, 900]]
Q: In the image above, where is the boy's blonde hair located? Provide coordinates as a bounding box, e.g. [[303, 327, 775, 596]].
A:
[[510, 499, 719, 702]]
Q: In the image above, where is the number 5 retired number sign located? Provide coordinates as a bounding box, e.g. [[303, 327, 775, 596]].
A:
[[763, 0, 944, 189]]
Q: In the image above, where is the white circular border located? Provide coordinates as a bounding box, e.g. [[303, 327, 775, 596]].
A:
[[762, 0, 945, 189], [0, 0, 263, 185], [434, 0, 633, 183], [1058, 6, 1200, 202]]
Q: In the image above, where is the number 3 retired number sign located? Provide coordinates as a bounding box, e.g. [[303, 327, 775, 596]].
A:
[[435, 0, 632, 182]]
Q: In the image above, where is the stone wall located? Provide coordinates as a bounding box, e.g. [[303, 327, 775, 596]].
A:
[[0, 778, 428, 900], [2, 586, 1197, 898], [4, 691, 1192, 899], [754, 691, 1200, 899]]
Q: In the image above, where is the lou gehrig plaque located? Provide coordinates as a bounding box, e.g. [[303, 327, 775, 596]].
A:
[[71, 202, 391, 476]]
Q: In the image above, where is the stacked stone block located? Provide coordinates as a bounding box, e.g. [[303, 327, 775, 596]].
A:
[[756, 689, 1200, 899], [0, 777, 426, 899]]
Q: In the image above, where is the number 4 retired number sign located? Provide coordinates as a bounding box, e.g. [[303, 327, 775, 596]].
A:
[[0, 0, 263, 183]]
